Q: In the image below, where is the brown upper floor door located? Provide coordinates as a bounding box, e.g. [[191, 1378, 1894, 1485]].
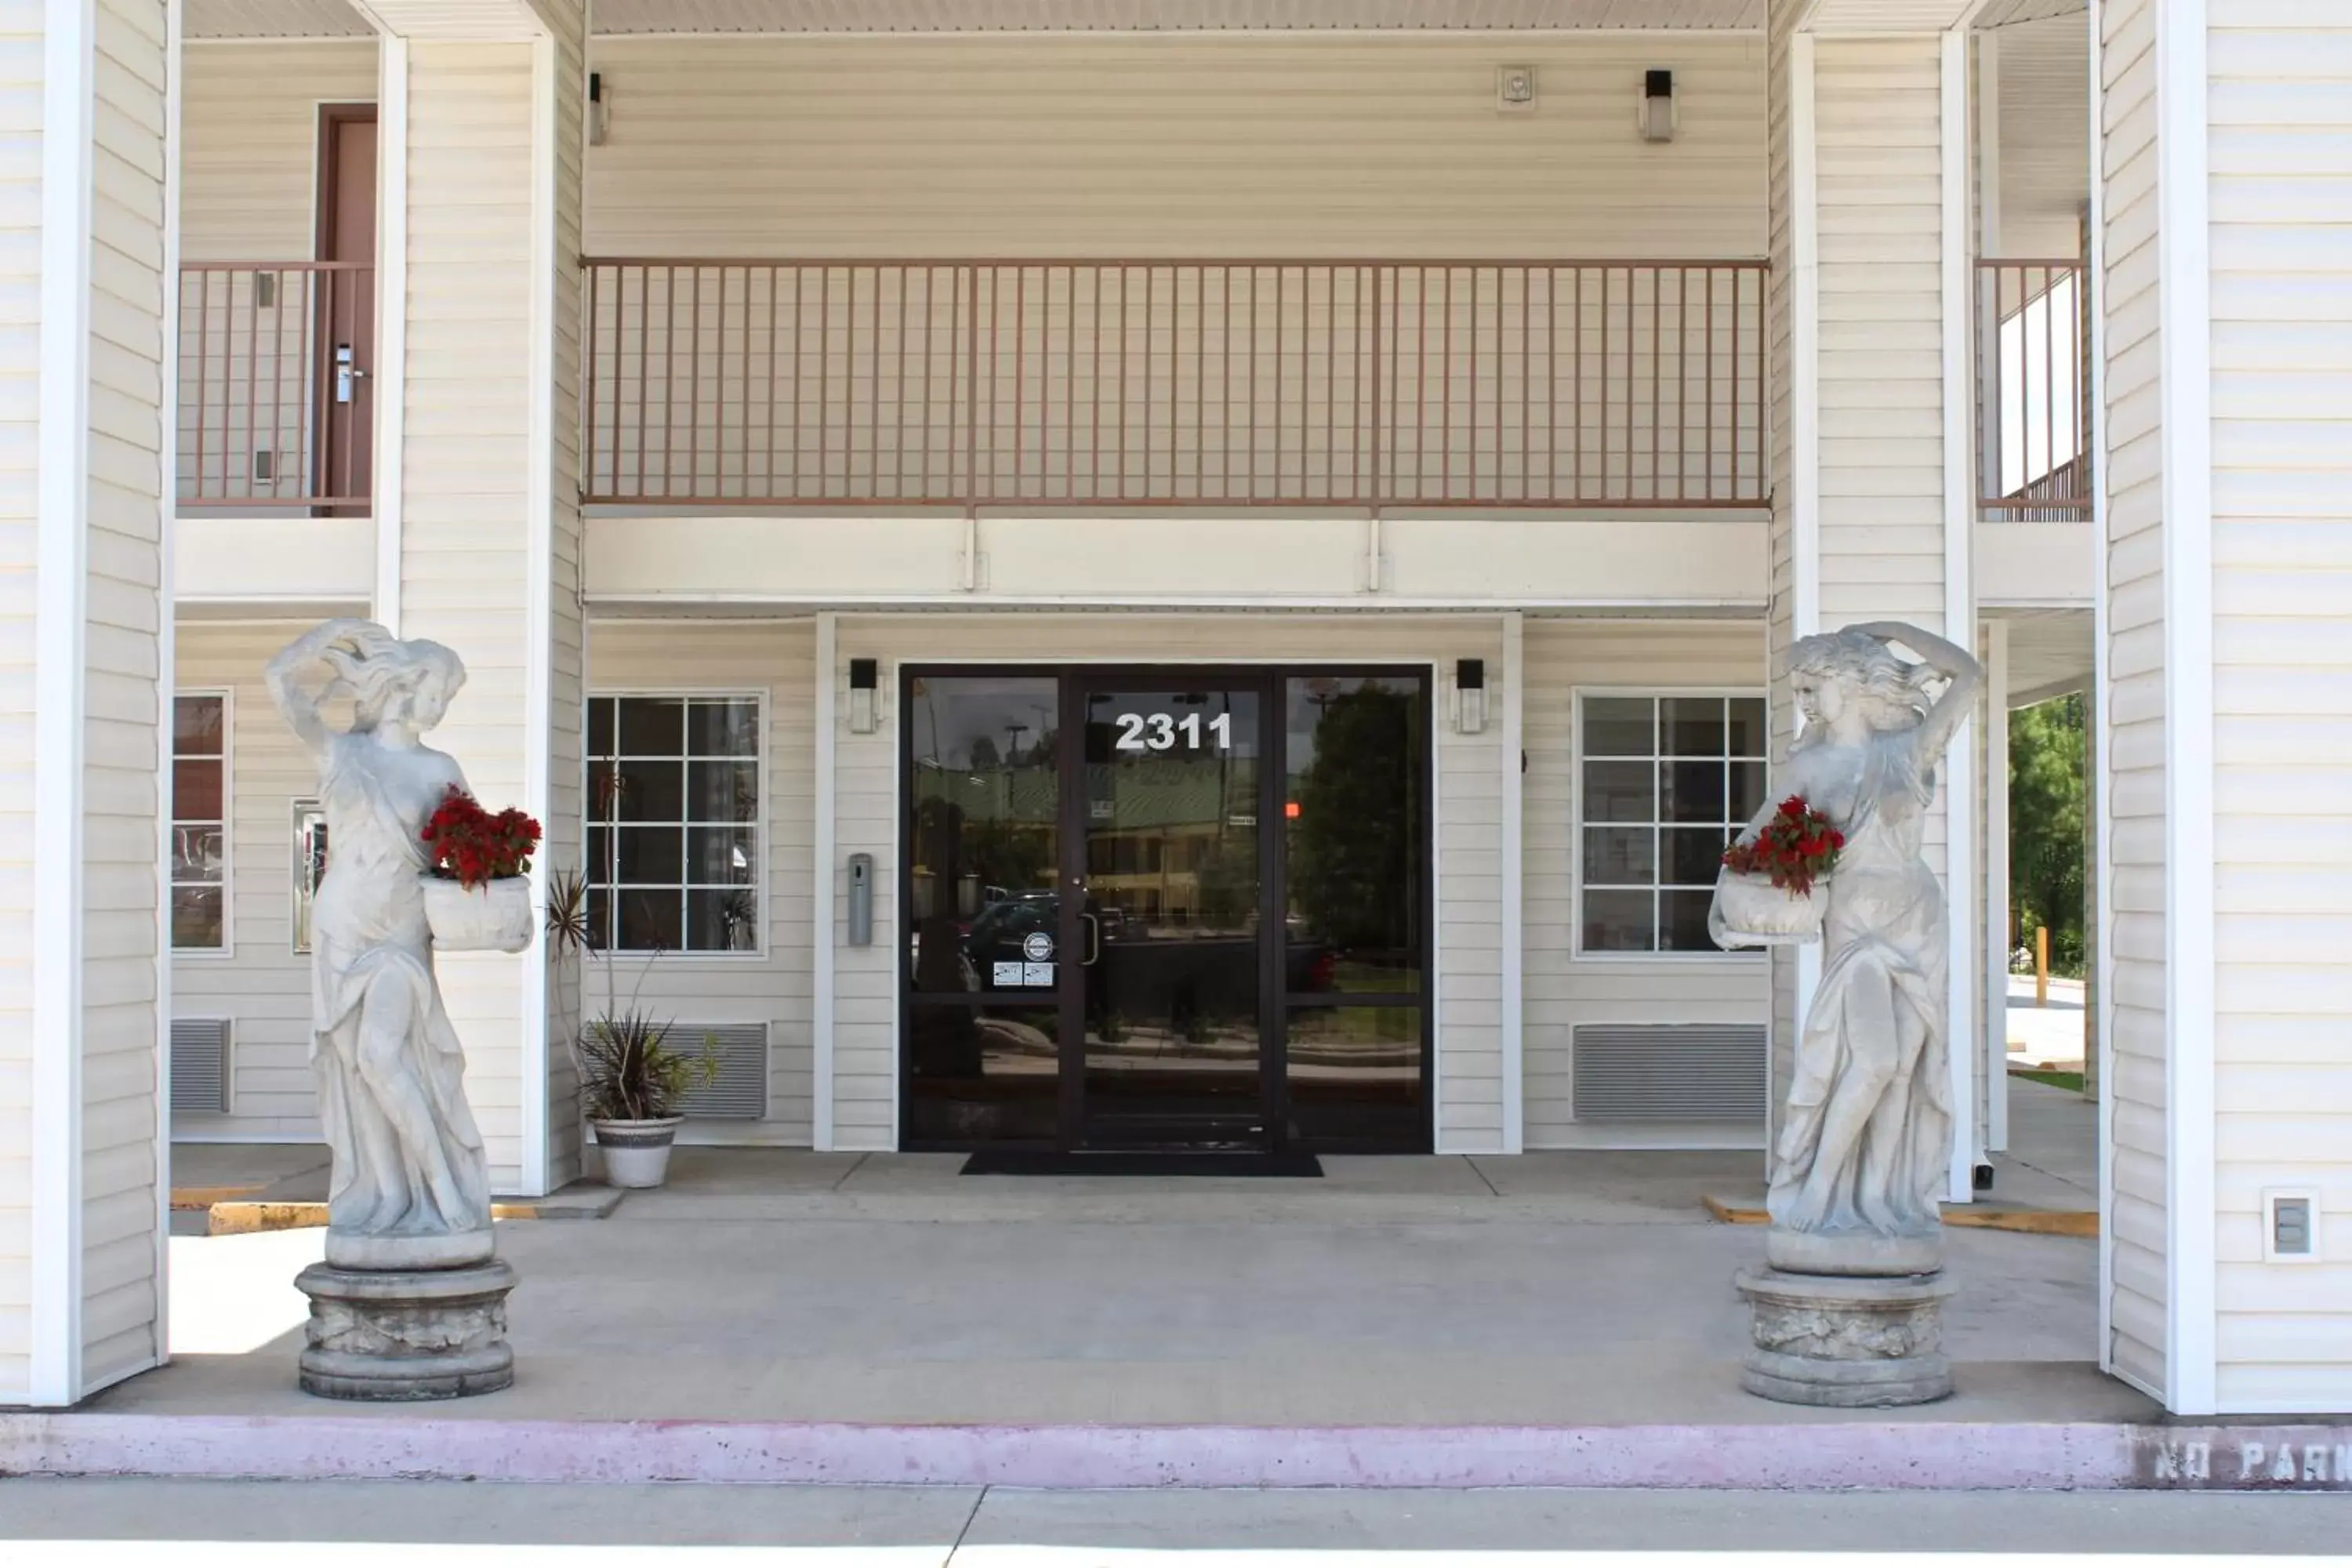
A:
[[317, 104, 375, 514]]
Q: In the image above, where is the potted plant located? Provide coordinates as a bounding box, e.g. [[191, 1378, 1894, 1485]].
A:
[[418, 786, 541, 953], [564, 764, 717, 1189], [574, 1004, 719, 1189], [1714, 795, 1844, 946]]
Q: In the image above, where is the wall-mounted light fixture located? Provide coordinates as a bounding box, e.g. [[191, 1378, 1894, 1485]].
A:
[[1455, 659, 1487, 736], [1640, 68, 1675, 143], [588, 71, 610, 147], [848, 659, 879, 735]]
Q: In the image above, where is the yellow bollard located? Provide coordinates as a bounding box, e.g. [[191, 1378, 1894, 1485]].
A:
[[2036, 925, 2049, 1007]]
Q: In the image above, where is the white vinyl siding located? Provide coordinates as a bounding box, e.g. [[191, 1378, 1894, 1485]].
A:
[[583, 35, 1765, 260], [179, 39, 376, 261], [1524, 620, 1770, 1147], [830, 613, 1506, 1154], [171, 622, 322, 1141], [588, 621, 817, 1144], [75, 0, 171, 1395], [2204, 3, 2352, 1414], [2096, 0, 2168, 1403]]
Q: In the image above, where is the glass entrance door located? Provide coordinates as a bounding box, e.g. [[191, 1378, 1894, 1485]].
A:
[[1069, 677, 1268, 1149], [902, 664, 1431, 1155]]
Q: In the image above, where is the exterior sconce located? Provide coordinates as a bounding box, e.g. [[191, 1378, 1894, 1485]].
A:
[[1640, 69, 1675, 143], [588, 71, 609, 147], [848, 659, 879, 735], [1455, 659, 1487, 736]]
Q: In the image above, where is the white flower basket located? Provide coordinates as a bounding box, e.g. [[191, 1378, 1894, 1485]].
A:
[[1711, 869, 1829, 949], [422, 874, 534, 953]]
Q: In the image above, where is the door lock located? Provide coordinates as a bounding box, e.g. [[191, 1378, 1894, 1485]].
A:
[[335, 343, 366, 405]]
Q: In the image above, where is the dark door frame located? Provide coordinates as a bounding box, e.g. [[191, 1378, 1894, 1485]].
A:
[[896, 662, 1436, 1156], [313, 103, 376, 514]]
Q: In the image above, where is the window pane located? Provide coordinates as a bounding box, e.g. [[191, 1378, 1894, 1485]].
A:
[[687, 887, 760, 952], [615, 826, 682, 884], [173, 758, 223, 822], [1660, 760, 1726, 824], [1285, 1004, 1424, 1149], [688, 826, 758, 885], [172, 825, 224, 883], [587, 826, 610, 884], [1661, 697, 1725, 757], [1583, 826, 1654, 884], [616, 697, 684, 755], [906, 1003, 1060, 1145], [1582, 888, 1654, 952], [612, 758, 683, 822], [586, 886, 610, 950], [588, 696, 615, 756], [1285, 675, 1427, 997], [688, 760, 760, 824], [171, 884, 223, 949], [1730, 760, 1769, 822], [1662, 827, 1729, 886], [906, 676, 1060, 981], [1661, 889, 1717, 951], [1728, 698, 1769, 757], [616, 888, 681, 951], [174, 695, 224, 753], [1582, 759, 1653, 823], [688, 699, 760, 757], [1582, 697, 1653, 757]]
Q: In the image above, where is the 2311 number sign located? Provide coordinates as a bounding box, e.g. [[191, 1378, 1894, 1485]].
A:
[[1112, 712, 1233, 752]]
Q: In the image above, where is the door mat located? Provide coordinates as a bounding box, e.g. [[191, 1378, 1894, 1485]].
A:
[[960, 1150, 1323, 1178]]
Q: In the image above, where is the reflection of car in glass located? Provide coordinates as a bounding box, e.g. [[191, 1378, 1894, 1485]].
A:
[[964, 894, 1058, 969], [964, 895, 1335, 1000]]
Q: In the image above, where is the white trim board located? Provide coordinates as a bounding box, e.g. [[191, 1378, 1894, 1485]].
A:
[[371, 34, 407, 632], [2154, 0, 2216, 1418], [1940, 27, 1978, 1204], [31, 0, 98, 1410]]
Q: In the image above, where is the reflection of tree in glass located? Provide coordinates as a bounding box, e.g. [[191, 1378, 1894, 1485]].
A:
[[1290, 684, 1414, 953], [1194, 834, 1255, 929]]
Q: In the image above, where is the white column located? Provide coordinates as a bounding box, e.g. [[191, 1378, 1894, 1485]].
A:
[[12, 0, 175, 1407], [367, 0, 586, 1196], [1772, 20, 1979, 1201], [1500, 611, 1524, 1155], [1982, 619, 2011, 1153]]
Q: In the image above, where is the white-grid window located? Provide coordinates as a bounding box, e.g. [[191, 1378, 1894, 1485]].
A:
[[1577, 693, 1768, 954], [586, 695, 761, 953], [172, 693, 228, 951]]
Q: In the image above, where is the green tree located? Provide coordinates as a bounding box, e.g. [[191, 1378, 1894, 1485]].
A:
[[1290, 684, 1418, 953], [2009, 693, 2086, 975]]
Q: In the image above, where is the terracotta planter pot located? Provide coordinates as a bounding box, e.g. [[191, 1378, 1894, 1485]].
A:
[[422, 874, 533, 953], [1711, 869, 1829, 948], [593, 1116, 684, 1189]]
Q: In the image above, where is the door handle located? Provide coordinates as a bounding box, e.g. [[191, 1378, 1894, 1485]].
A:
[[1079, 912, 1101, 966], [334, 343, 365, 405]]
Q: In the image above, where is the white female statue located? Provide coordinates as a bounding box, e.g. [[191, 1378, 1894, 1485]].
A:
[[267, 619, 495, 1270], [1728, 621, 1981, 1275]]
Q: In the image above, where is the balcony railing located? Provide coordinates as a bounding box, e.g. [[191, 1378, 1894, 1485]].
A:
[[177, 261, 374, 510], [582, 258, 1768, 510], [1976, 258, 2089, 522]]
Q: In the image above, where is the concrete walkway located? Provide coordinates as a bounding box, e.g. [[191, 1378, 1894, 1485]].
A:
[[6, 1478, 2352, 1555], [107, 1145, 2140, 1429]]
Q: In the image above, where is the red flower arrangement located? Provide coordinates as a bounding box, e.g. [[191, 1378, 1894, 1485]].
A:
[[1722, 795, 1845, 897], [419, 786, 542, 891]]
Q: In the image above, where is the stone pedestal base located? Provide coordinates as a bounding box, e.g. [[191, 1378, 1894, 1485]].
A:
[[1735, 1267, 1955, 1408], [295, 1259, 517, 1401]]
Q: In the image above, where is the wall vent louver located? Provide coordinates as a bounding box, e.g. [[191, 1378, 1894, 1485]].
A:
[[672, 1023, 769, 1120], [1571, 1023, 1766, 1123], [171, 1018, 231, 1115]]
